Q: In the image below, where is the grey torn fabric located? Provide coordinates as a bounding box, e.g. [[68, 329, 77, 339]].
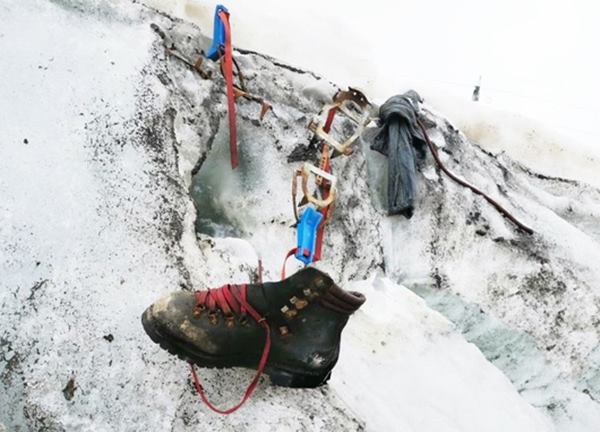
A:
[[369, 91, 426, 217]]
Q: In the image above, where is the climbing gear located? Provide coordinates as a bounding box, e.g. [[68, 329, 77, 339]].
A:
[[207, 5, 230, 61], [233, 86, 272, 121], [280, 248, 298, 280], [292, 163, 337, 217], [416, 119, 534, 234], [294, 88, 370, 264], [295, 206, 324, 265], [284, 88, 370, 269], [154, 20, 272, 123], [212, 17, 272, 121], [151, 23, 212, 79], [301, 164, 337, 207], [312, 106, 337, 262], [165, 47, 212, 79], [219, 51, 245, 89], [290, 163, 337, 265], [308, 88, 372, 156], [205, 5, 273, 168], [154, 10, 273, 170], [142, 267, 366, 413], [210, 7, 238, 169]]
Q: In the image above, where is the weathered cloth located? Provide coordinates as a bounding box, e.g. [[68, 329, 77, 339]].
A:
[[370, 91, 426, 217]]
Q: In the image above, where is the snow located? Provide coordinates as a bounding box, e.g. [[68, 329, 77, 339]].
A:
[[416, 285, 600, 432], [2, 0, 600, 431], [332, 277, 553, 432], [146, 0, 600, 188]]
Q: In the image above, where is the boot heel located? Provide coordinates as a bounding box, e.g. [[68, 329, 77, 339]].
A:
[[267, 368, 332, 388]]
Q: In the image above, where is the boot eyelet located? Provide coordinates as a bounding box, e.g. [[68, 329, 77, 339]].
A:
[[193, 304, 206, 318], [238, 314, 249, 326], [208, 312, 218, 325], [295, 298, 309, 310], [284, 308, 298, 319], [225, 316, 235, 328], [303, 288, 317, 299]]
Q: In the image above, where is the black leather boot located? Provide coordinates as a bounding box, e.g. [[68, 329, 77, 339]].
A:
[[142, 267, 365, 388]]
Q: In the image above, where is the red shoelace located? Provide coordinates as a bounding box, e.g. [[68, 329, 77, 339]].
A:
[[189, 284, 271, 414]]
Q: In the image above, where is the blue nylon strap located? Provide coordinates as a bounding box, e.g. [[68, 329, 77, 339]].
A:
[[206, 5, 229, 60], [295, 207, 324, 265]]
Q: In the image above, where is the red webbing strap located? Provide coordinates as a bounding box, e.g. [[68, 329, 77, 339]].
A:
[[313, 106, 338, 261], [190, 284, 271, 414], [218, 10, 238, 169], [323, 106, 337, 131], [281, 248, 298, 280]]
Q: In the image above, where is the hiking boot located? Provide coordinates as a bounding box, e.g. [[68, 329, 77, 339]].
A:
[[141, 267, 365, 388]]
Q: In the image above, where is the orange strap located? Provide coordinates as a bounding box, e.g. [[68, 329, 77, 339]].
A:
[[218, 10, 238, 169], [313, 106, 338, 261]]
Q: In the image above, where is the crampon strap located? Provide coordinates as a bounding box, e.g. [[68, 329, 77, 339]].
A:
[[190, 283, 271, 414], [281, 248, 298, 280], [217, 10, 238, 169], [313, 105, 338, 261]]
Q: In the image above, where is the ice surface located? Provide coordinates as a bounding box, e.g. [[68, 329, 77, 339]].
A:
[[1, 1, 600, 431], [332, 277, 553, 432], [414, 285, 600, 431]]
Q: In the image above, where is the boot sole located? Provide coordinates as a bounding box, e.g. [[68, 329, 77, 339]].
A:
[[141, 307, 331, 388]]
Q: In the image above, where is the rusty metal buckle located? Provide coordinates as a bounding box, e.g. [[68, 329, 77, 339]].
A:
[[292, 163, 337, 221], [308, 88, 373, 156], [299, 163, 337, 209]]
